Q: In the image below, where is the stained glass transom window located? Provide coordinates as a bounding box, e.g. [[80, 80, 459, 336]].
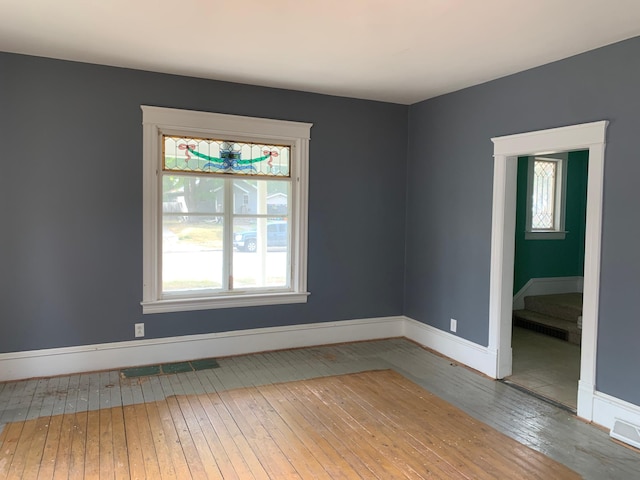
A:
[[163, 136, 290, 177]]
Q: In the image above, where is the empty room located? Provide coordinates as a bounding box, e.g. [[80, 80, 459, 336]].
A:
[[1, 1, 640, 478]]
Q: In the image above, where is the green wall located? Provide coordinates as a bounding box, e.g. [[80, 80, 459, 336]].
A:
[[513, 150, 588, 294]]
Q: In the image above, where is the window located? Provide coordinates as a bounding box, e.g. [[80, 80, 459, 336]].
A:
[[525, 154, 567, 240], [141, 106, 312, 313]]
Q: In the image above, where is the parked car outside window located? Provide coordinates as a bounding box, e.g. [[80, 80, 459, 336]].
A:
[[233, 221, 288, 252]]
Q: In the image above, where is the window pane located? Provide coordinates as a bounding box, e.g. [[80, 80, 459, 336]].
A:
[[531, 160, 556, 229], [232, 217, 289, 289], [233, 179, 290, 216], [163, 135, 290, 177], [162, 215, 224, 292], [163, 175, 224, 214]]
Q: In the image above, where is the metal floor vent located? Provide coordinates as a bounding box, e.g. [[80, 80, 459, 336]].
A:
[[610, 418, 640, 450]]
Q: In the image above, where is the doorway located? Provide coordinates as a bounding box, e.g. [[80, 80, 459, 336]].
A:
[[488, 121, 607, 421], [507, 150, 588, 409]]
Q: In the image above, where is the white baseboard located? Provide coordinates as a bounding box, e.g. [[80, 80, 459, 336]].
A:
[[0, 315, 498, 382], [402, 316, 498, 377], [590, 390, 640, 432], [577, 379, 595, 420], [513, 276, 584, 310], [0, 316, 404, 382]]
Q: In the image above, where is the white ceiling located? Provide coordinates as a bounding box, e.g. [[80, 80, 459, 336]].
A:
[[2, 0, 640, 104]]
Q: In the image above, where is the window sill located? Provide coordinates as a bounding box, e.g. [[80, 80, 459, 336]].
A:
[[525, 231, 567, 240], [141, 291, 310, 314]]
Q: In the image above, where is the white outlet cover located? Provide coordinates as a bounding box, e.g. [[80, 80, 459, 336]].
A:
[[450, 319, 457, 332], [135, 323, 145, 337]]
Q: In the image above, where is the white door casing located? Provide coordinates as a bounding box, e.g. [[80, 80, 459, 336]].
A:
[[489, 121, 607, 421]]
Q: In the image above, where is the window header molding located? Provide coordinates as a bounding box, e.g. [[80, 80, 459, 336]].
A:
[[141, 106, 312, 141]]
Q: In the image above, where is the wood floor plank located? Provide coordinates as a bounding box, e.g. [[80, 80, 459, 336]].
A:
[[0, 383, 18, 426], [164, 395, 208, 480], [122, 405, 145, 480], [0, 422, 24, 480], [363, 370, 579, 479], [109, 407, 131, 480], [270, 380, 368, 480], [21, 416, 50, 480], [244, 386, 332, 479], [371, 371, 544, 474], [67, 411, 88, 480], [143, 400, 177, 479], [133, 402, 162, 479], [315, 377, 460, 479], [153, 399, 192, 480], [260, 382, 369, 480], [203, 392, 271, 480], [75, 375, 90, 415], [358, 371, 535, 478], [295, 377, 429, 480], [345, 373, 488, 470], [193, 392, 261, 480], [40, 378, 59, 418], [336, 372, 486, 479], [218, 388, 302, 479], [182, 391, 239, 479], [98, 407, 115, 479], [172, 371, 226, 479], [24, 381, 47, 422], [51, 413, 75, 480], [83, 410, 100, 479], [272, 382, 381, 480], [284, 379, 410, 479], [173, 394, 224, 480], [62, 377, 80, 416], [4, 412, 37, 480]]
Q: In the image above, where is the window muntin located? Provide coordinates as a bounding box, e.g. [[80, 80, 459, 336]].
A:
[[142, 106, 311, 313], [525, 155, 567, 240]]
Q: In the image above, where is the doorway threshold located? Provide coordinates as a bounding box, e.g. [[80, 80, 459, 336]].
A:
[[500, 378, 577, 414]]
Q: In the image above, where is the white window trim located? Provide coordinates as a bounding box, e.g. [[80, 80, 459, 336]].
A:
[[141, 106, 312, 314], [525, 153, 568, 240]]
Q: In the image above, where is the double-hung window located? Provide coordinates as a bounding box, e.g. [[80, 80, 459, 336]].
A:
[[141, 106, 312, 313], [525, 154, 567, 240]]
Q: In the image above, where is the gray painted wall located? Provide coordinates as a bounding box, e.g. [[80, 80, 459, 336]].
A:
[[405, 37, 640, 405], [0, 52, 407, 353]]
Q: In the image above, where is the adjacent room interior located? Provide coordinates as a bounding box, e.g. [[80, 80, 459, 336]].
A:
[[507, 150, 588, 410]]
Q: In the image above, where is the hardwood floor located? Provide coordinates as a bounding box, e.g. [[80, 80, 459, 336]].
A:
[[1, 370, 580, 479], [1, 339, 638, 479]]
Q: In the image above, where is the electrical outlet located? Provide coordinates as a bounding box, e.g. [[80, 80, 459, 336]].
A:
[[450, 318, 457, 333], [135, 323, 145, 338]]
